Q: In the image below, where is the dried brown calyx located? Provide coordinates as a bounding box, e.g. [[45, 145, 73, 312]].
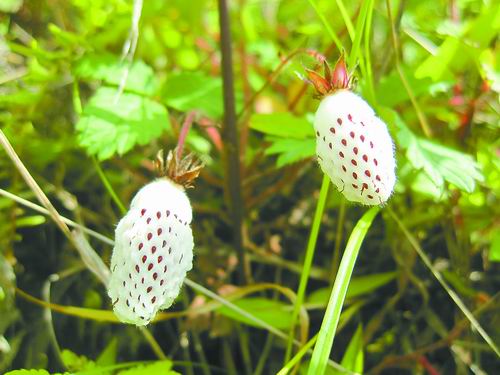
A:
[[306, 54, 354, 98], [155, 148, 203, 189]]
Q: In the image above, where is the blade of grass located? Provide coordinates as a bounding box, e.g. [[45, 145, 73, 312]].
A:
[[307, 0, 343, 51], [284, 174, 330, 363], [92, 157, 127, 215], [308, 207, 380, 375], [278, 334, 318, 375], [388, 208, 500, 358], [385, 0, 432, 137], [363, 0, 376, 106], [335, 0, 355, 41], [347, 0, 372, 69]]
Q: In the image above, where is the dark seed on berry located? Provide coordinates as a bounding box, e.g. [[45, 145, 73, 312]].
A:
[[126, 299, 130, 306], [158, 256, 163, 263], [316, 131, 320, 136], [337, 118, 342, 125], [139, 243, 143, 250], [329, 142, 332, 149], [376, 175, 381, 181], [362, 154, 368, 162], [352, 184, 358, 189], [339, 151, 344, 158], [162, 240, 166, 247], [367, 195, 373, 199], [142, 255, 147, 263], [353, 147, 358, 154], [370, 141, 374, 149], [157, 211, 161, 219], [141, 277, 144, 284], [163, 265, 167, 272], [146, 218, 151, 224], [342, 165, 347, 172], [166, 210, 170, 216], [148, 263, 153, 271], [348, 114, 353, 121], [351, 159, 357, 166], [151, 246, 157, 254], [135, 265, 140, 273], [374, 158, 378, 166], [160, 280, 164, 286], [350, 131, 355, 139], [147, 233, 153, 240], [141, 209, 146, 216], [341, 139, 347, 146], [151, 297, 156, 304], [153, 272, 158, 280], [147, 287, 152, 293], [123, 281, 125, 287], [330, 127, 335, 134], [157, 228, 162, 235], [365, 170, 371, 177], [353, 172, 358, 179], [360, 135, 365, 142]]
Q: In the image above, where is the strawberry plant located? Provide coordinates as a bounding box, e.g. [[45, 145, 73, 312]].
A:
[[0, 0, 499, 374]]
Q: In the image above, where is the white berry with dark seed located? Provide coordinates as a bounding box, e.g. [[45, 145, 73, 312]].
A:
[[108, 150, 202, 326], [307, 56, 396, 205]]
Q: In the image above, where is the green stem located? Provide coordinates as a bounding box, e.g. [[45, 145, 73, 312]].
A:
[[308, 207, 380, 375], [284, 175, 330, 363], [92, 157, 127, 215], [331, 200, 346, 282]]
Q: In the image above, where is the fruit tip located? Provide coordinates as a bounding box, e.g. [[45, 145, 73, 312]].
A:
[[306, 53, 353, 98], [155, 148, 204, 189]]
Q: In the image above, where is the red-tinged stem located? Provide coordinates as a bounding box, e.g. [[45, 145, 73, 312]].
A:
[[176, 111, 196, 160], [418, 356, 441, 375]]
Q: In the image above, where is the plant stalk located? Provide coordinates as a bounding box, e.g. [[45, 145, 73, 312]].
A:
[[217, 0, 247, 284]]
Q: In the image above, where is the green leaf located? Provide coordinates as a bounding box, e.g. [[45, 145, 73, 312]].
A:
[[383, 109, 483, 193], [74, 54, 157, 96], [249, 113, 315, 139], [61, 349, 95, 372], [376, 67, 437, 107], [218, 297, 292, 330], [76, 87, 170, 160], [161, 72, 224, 118], [333, 324, 363, 374], [117, 360, 179, 375], [0, 0, 23, 13], [265, 138, 316, 167], [308, 271, 397, 305]]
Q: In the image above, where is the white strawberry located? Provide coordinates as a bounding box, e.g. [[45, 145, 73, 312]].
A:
[[307, 57, 396, 205], [108, 150, 202, 326]]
